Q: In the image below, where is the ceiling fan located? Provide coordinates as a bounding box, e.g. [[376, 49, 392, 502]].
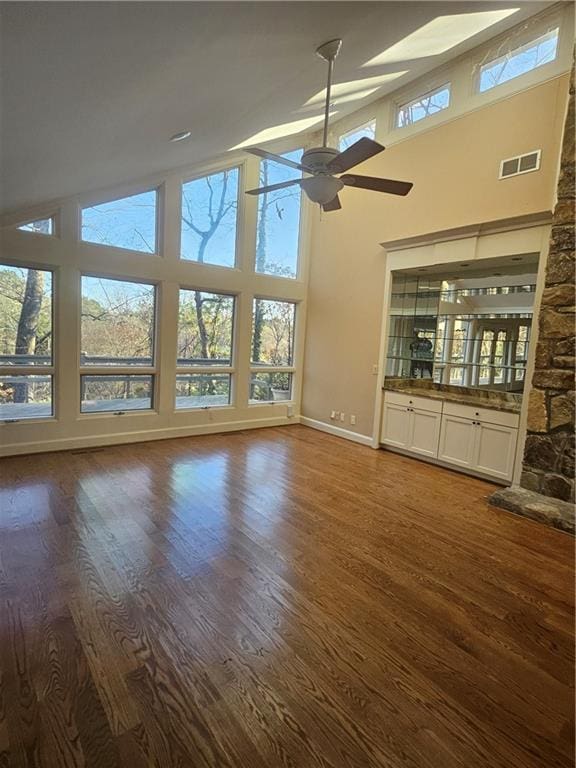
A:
[[244, 38, 413, 212]]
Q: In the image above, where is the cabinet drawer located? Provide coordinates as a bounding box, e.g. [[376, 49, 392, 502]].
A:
[[442, 401, 519, 428], [384, 391, 442, 414]]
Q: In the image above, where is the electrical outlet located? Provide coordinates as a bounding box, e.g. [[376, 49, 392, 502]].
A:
[[372, 364, 379, 375], [350, 415, 356, 425], [287, 404, 294, 418], [330, 410, 336, 420], [340, 412, 345, 422]]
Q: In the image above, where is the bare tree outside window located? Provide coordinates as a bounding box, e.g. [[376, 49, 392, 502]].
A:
[[255, 150, 303, 280], [181, 168, 239, 267], [82, 190, 157, 253], [250, 299, 295, 402], [178, 290, 234, 366], [0, 265, 53, 415], [397, 85, 450, 127], [339, 122, 375, 151], [81, 276, 155, 365], [479, 28, 559, 92]]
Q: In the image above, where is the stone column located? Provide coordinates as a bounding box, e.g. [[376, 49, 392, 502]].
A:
[[521, 64, 575, 503]]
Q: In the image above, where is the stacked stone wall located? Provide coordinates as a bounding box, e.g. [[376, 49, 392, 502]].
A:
[[521, 65, 575, 502]]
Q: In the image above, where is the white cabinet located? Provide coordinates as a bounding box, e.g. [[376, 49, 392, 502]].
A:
[[381, 392, 441, 458], [438, 414, 476, 468], [410, 408, 442, 458], [381, 402, 411, 449], [474, 421, 518, 481], [439, 402, 519, 481], [381, 391, 519, 482]]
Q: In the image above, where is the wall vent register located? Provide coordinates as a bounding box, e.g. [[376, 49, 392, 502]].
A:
[[499, 150, 541, 179]]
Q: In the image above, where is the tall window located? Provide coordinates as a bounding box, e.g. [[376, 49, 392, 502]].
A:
[[250, 298, 295, 403], [397, 84, 450, 128], [479, 28, 559, 93], [81, 190, 157, 253], [0, 264, 53, 419], [339, 121, 376, 151], [255, 150, 303, 279], [80, 276, 156, 413], [176, 289, 235, 409], [181, 167, 239, 267]]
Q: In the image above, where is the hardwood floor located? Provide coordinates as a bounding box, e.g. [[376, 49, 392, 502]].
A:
[[0, 425, 573, 768]]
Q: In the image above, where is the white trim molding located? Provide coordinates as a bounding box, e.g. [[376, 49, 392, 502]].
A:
[[300, 416, 373, 447], [0, 414, 300, 458]]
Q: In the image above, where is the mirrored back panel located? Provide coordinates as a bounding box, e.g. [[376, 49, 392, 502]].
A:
[[386, 255, 539, 393]]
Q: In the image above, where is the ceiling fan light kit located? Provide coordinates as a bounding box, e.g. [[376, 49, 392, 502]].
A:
[[244, 39, 413, 212]]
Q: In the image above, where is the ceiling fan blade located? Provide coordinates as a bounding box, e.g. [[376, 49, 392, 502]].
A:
[[245, 179, 303, 196], [244, 147, 313, 174], [326, 137, 385, 174], [340, 174, 413, 196], [322, 195, 342, 212]]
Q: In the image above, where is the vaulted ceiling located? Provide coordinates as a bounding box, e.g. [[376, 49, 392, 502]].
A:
[[0, 1, 552, 214]]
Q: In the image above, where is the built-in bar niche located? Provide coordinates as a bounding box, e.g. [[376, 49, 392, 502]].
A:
[[386, 256, 538, 392]]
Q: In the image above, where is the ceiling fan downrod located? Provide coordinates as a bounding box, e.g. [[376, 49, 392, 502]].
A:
[[316, 39, 342, 148], [242, 37, 413, 212]]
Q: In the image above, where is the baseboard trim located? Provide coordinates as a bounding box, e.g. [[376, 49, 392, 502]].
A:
[[300, 417, 373, 447], [0, 415, 300, 458]]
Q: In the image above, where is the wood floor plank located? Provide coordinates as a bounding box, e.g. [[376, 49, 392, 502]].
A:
[[0, 425, 573, 768]]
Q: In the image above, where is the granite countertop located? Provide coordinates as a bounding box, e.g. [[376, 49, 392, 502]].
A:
[[382, 378, 523, 414]]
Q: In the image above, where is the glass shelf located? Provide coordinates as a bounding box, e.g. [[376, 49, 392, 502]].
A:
[[387, 273, 533, 390]]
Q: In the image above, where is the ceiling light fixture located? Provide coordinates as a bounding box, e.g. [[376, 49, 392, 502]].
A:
[[170, 130, 191, 143]]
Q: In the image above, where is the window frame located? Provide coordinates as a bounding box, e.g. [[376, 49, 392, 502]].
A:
[[249, 296, 297, 405], [338, 120, 376, 152], [179, 163, 242, 270], [79, 272, 159, 416], [0, 261, 56, 423], [254, 148, 305, 282], [175, 286, 237, 411], [395, 82, 451, 130], [476, 26, 560, 94], [80, 186, 160, 256], [16, 215, 58, 238]]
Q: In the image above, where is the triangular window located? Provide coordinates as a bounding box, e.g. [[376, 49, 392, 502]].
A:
[[17, 217, 53, 235]]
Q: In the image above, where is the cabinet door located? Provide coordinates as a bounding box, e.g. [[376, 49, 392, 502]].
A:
[[408, 408, 441, 458], [473, 422, 518, 481], [438, 415, 476, 468], [381, 403, 410, 448]]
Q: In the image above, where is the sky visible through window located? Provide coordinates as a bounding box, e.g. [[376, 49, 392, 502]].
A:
[[479, 28, 559, 92], [181, 168, 239, 267], [339, 122, 376, 151], [397, 85, 450, 127], [81, 190, 157, 253], [256, 149, 303, 279], [18, 218, 53, 235]]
